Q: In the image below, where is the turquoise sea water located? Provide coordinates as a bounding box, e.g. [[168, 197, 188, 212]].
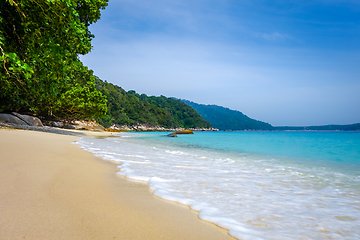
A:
[[79, 131, 360, 240], [151, 131, 360, 174]]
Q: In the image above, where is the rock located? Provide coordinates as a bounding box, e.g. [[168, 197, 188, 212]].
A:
[[166, 133, 178, 137], [174, 130, 194, 134], [119, 125, 133, 131], [63, 123, 76, 129], [0, 112, 43, 126], [109, 124, 121, 130], [105, 124, 122, 132], [43, 120, 104, 131], [50, 121, 64, 128], [71, 120, 104, 131], [11, 112, 43, 126], [0, 113, 28, 125]]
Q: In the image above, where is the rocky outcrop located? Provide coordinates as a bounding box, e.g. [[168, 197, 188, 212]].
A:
[[45, 121, 64, 128], [166, 129, 194, 137], [107, 123, 219, 132], [188, 127, 219, 131], [0, 113, 43, 126], [72, 120, 104, 131], [0, 112, 220, 133], [43, 120, 104, 131]]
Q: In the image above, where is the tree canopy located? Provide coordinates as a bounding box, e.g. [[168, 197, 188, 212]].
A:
[[0, 0, 108, 119]]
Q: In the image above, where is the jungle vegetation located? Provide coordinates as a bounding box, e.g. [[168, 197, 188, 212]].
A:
[[0, 0, 108, 119]]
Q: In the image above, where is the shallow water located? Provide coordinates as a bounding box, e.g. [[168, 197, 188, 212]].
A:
[[78, 131, 360, 240]]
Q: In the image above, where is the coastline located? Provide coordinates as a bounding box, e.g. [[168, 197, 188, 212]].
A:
[[0, 128, 233, 239]]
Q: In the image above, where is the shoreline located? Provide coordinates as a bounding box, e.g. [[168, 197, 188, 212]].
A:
[[0, 128, 233, 239]]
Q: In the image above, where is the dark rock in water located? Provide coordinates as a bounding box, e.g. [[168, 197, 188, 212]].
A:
[[166, 130, 194, 137], [0, 113, 28, 125], [167, 133, 178, 137], [175, 130, 194, 134]]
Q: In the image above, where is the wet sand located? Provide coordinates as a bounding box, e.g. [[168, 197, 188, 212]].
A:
[[0, 128, 233, 239]]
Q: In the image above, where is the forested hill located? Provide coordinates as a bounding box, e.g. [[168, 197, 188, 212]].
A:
[[95, 79, 212, 129], [181, 100, 274, 130]]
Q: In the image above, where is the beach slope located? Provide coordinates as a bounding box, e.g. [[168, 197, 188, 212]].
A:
[[0, 129, 232, 239]]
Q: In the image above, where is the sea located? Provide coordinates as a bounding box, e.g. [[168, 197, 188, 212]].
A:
[[78, 131, 360, 240]]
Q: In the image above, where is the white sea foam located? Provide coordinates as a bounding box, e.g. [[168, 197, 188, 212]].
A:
[[78, 133, 360, 240]]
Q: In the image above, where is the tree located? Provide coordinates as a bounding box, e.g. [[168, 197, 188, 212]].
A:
[[0, 0, 108, 119]]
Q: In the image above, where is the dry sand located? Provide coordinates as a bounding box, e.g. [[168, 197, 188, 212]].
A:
[[0, 128, 234, 240]]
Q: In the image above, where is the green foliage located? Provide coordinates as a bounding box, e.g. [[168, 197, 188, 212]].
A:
[[181, 100, 274, 130], [0, 0, 108, 119], [95, 79, 212, 129]]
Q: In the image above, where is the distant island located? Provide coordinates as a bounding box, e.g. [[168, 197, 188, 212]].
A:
[[181, 100, 360, 131], [275, 124, 360, 131]]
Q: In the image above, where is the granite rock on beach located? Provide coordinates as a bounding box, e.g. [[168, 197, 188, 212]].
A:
[[0, 112, 106, 132], [0, 113, 43, 126]]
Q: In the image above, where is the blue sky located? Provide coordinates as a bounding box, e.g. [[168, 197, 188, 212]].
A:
[[80, 0, 360, 126]]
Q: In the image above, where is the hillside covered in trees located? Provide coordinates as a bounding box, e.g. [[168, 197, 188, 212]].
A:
[[181, 100, 274, 130], [95, 79, 212, 129]]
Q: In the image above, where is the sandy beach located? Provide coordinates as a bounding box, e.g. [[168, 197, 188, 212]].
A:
[[0, 128, 233, 239]]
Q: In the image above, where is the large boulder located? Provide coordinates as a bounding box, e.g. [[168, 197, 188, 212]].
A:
[[11, 112, 43, 126], [0, 113, 28, 125], [0, 113, 43, 126]]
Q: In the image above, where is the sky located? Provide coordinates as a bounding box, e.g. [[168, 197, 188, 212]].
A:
[[80, 0, 360, 126]]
